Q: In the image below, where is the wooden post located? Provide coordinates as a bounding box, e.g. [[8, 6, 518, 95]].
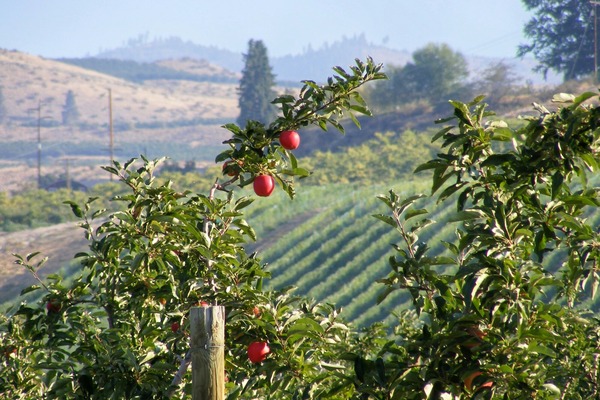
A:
[[190, 306, 225, 400]]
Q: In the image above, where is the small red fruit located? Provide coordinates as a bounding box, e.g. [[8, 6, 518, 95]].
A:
[[222, 160, 241, 177], [46, 299, 61, 313], [200, 301, 209, 307], [171, 322, 180, 333], [464, 371, 493, 391], [279, 130, 300, 150], [2, 346, 16, 360], [252, 306, 261, 318], [247, 341, 270, 363], [464, 326, 487, 349], [253, 175, 275, 197]]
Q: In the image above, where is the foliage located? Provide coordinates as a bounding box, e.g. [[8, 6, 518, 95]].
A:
[[0, 181, 130, 232], [367, 43, 469, 112], [302, 130, 437, 185], [7, 49, 600, 399], [518, 0, 594, 81], [353, 92, 600, 398], [62, 90, 81, 126], [0, 58, 386, 399], [471, 62, 520, 110], [0, 125, 433, 233], [221, 57, 385, 198], [237, 40, 278, 126]]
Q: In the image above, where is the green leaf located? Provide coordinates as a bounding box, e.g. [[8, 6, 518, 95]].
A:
[[64, 201, 84, 218], [349, 111, 361, 129], [447, 210, 482, 222], [431, 126, 454, 142], [26, 252, 42, 262], [405, 208, 428, 221], [527, 343, 557, 358], [414, 159, 448, 173], [349, 104, 372, 116], [21, 284, 41, 296], [450, 100, 473, 127], [541, 383, 561, 397], [551, 93, 576, 103], [480, 154, 517, 167], [221, 123, 242, 134], [572, 91, 598, 107], [372, 213, 396, 227], [551, 171, 563, 199]]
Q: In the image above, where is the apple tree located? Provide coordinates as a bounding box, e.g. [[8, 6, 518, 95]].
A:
[[348, 93, 600, 398], [0, 58, 387, 399]]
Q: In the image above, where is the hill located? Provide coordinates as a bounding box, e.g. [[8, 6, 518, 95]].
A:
[[0, 50, 241, 191], [0, 49, 239, 128], [95, 34, 560, 85]]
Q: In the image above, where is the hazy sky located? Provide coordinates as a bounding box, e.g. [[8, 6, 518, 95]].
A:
[[2, 1, 532, 59]]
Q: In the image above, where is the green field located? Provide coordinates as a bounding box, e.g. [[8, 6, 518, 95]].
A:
[[237, 179, 447, 326]]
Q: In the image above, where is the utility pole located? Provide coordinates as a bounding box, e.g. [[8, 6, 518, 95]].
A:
[[37, 101, 42, 189], [108, 88, 114, 182], [592, 1, 600, 83], [66, 158, 71, 191]]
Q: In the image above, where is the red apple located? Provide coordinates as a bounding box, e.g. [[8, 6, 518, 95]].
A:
[[464, 325, 487, 349], [46, 299, 61, 313], [247, 341, 270, 363], [200, 301, 209, 307], [171, 322, 180, 333], [464, 371, 493, 391], [252, 306, 261, 318], [222, 160, 242, 177], [279, 130, 300, 150], [2, 346, 16, 360], [253, 175, 275, 197]]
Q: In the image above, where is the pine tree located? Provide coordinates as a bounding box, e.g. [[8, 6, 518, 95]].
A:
[[62, 90, 80, 126], [237, 40, 277, 126]]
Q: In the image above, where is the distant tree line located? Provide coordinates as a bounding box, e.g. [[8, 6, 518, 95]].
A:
[[0, 124, 434, 232], [365, 43, 529, 114]]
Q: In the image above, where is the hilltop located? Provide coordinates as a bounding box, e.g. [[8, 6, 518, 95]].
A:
[[0, 49, 239, 128], [96, 34, 561, 85], [0, 44, 582, 193], [0, 50, 242, 191]]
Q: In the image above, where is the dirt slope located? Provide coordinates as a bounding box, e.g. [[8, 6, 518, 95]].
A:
[[0, 221, 88, 304]]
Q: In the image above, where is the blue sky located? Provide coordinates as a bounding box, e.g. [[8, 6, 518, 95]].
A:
[[2, 0, 532, 59]]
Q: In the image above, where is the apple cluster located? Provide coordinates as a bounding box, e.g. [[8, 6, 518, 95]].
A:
[[222, 130, 301, 198]]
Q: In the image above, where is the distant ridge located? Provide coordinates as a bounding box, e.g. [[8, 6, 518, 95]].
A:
[[95, 34, 411, 83], [95, 34, 559, 85], [97, 36, 243, 73]]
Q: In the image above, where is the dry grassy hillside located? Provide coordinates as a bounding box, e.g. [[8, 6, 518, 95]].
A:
[[0, 49, 239, 127], [0, 50, 248, 191], [155, 58, 240, 80]]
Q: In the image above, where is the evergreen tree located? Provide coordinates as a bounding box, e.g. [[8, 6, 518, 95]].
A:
[[518, 0, 594, 81], [237, 39, 277, 126], [61, 90, 80, 125]]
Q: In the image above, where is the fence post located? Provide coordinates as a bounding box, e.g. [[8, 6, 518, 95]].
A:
[[190, 305, 225, 400]]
